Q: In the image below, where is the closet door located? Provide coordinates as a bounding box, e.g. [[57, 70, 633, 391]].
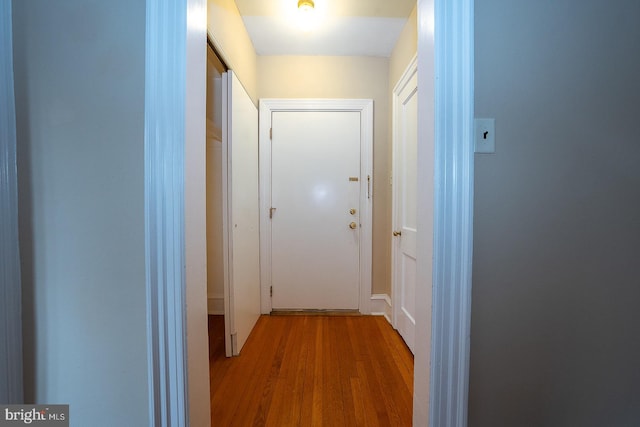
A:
[[222, 71, 260, 356]]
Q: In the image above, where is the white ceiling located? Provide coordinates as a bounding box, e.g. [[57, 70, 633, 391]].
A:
[[234, 0, 416, 57]]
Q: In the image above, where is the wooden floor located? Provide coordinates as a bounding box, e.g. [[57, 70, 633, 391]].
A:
[[209, 314, 414, 426]]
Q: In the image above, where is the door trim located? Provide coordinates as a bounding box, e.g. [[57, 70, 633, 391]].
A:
[[259, 99, 374, 314], [416, 0, 475, 425], [144, 0, 209, 425], [1, 0, 24, 404], [391, 54, 418, 335], [144, 0, 189, 422], [221, 72, 232, 357]]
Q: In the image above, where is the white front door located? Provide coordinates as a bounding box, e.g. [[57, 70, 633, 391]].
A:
[[392, 60, 418, 353], [270, 110, 362, 310]]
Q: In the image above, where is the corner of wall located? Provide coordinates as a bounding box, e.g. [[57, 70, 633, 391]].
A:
[[389, 4, 418, 88], [207, 0, 258, 104], [371, 294, 393, 324]]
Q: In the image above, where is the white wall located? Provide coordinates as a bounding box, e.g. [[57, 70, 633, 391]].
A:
[[471, 0, 640, 425], [13, 0, 149, 425], [389, 4, 418, 88], [184, 1, 211, 425], [207, 0, 258, 103]]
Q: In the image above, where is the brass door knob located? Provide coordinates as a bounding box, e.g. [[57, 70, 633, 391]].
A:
[[349, 222, 358, 229], [349, 208, 357, 215], [393, 230, 402, 236]]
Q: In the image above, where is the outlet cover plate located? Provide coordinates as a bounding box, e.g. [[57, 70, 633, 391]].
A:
[[474, 118, 495, 153]]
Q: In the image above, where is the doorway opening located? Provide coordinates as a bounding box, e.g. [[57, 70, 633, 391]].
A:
[[206, 40, 227, 360], [149, 1, 475, 425]]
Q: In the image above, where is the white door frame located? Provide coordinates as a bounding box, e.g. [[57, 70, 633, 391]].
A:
[[144, 0, 209, 425], [258, 99, 374, 315], [142, 0, 473, 426], [415, 0, 475, 425], [0, 0, 23, 405], [221, 71, 232, 357], [391, 54, 418, 340]]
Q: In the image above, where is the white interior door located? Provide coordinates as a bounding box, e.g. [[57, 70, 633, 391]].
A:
[[392, 60, 418, 353], [270, 110, 361, 310], [222, 71, 261, 356]]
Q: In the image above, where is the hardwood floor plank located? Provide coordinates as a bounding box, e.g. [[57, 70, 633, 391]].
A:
[[375, 317, 414, 393], [349, 377, 368, 427], [237, 317, 287, 426], [311, 318, 324, 426], [333, 318, 358, 426], [354, 325, 393, 426], [265, 317, 306, 426], [212, 316, 281, 425], [298, 318, 318, 427], [323, 317, 347, 426], [210, 315, 413, 427], [367, 318, 412, 426]]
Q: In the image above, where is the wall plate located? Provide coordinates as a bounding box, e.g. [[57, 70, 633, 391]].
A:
[[474, 118, 495, 153]]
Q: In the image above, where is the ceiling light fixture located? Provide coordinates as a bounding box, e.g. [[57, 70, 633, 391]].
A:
[[297, 0, 315, 12], [295, 0, 320, 32]]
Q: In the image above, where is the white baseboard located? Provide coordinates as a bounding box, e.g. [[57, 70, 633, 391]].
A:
[[208, 295, 224, 315], [370, 294, 392, 324]]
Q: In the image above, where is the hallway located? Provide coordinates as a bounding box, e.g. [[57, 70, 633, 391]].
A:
[[210, 315, 414, 426]]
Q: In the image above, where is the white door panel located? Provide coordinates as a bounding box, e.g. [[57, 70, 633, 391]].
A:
[[393, 63, 418, 353], [271, 111, 361, 310], [401, 227, 417, 259], [223, 71, 261, 356]]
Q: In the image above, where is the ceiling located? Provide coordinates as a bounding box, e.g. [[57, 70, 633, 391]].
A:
[[234, 0, 416, 57]]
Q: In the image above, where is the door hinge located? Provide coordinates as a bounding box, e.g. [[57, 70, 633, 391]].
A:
[[269, 207, 276, 219], [270, 286, 273, 297], [270, 128, 272, 140]]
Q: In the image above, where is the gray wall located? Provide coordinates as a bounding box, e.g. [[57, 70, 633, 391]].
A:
[[470, 0, 640, 426], [13, 0, 149, 425]]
